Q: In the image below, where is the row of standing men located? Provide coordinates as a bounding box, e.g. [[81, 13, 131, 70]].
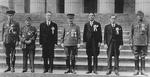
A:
[[2, 10, 149, 76]]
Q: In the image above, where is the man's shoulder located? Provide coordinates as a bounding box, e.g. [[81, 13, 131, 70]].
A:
[[94, 21, 100, 25], [105, 24, 111, 27], [84, 22, 89, 25], [40, 21, 46, 25], [116, 24, 122, 28]]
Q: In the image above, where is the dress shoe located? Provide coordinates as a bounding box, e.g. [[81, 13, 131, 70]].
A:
[[43, 70, 48, 73], [64, 70, 71, 74], [106, 70, 111, 75], [71, 70, 76, 74], [93, 71, 98, 74], [86, 71, 92, 74], [11, 68, 15, 72], [115, 70, 119, 76], [141, 70, 147, 76], [4, 68, 11, 72], [133, 70, 139, 75], [22, 70, 27, 73], [31, 70, 34, 73], [48, 69, 53, 73]]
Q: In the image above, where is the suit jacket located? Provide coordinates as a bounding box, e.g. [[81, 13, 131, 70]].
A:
[[104, 24, 123, 56], [2, 20, 20, 44], [39, 21, 58, 46], [104, 24, 123, 46], [83, 21, 102, 56]]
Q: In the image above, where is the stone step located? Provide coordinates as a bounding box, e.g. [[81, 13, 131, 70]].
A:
[[0, 53, 150, 63], [1, 60, 150, 72], [0, 47, 150, 56], [0, 69, 147, 77], [0, 42, 135, 50]]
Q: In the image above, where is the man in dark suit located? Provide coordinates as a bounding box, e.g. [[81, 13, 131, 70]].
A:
[[83, 13, 102, 74], [39, 11, 58, 73], [104, 15, 123, 76], [2, 10, 20, 72]]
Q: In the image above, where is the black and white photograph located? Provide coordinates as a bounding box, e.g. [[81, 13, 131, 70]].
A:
[[0, 0, 150, 77]]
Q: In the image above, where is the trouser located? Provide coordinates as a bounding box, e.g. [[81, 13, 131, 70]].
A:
[[133, 46, 147, 71], [107, 40, 119, 71], [4, 43, 16, 69], [22, 47, 35, 71], [42, 44, 54, 72], [87, 55, 98, 72], [43, 57, 54, 72], [64, 46, 77, 71]]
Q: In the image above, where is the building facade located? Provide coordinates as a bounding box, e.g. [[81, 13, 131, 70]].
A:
[[0, 0, 150, 15]]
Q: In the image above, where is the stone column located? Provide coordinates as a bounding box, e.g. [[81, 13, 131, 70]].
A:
[[9, 0, 14, 9], [97, 0, 115, 14], [0, 0, 9, 7], [14, 0, 25, 13], [46, 0, 57, 13], [135, 0, 150, 15], [30, 0, 45, 13], [65, 0, 83, 14]]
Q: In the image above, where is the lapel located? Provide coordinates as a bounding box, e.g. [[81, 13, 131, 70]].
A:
[[87, 21, 96, 32], [108, 24, 113, 34], [86, 22, 93, 32]]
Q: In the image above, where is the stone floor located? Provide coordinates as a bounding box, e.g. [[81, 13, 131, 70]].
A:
[[0, 68, 150, 77]]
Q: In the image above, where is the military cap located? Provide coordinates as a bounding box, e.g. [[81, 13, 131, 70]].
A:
[[136, 11, 144, 16], [67, 14, 75, 19], [25, 16, 32, 21], [110, 15, 117, 19], [6, 10, 15, 15]]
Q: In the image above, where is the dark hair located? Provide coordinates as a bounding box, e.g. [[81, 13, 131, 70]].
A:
[[89, 12, 95, 16], [46, 11, 52, 14], [136, 11, 144, 16]]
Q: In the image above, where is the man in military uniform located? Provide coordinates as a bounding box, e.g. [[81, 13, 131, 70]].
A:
[[104, 15, 123, 76], [20, 17, 37, 73], [83, 13, 102, 74], [2, 10, 20, 72], [39, 11, 58, 73], [130, 11, 149, 75], [61, 14, 81, 74]]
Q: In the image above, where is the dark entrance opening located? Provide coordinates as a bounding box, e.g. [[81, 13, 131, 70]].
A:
[[115, 0, 124, 13], [84, 0, 97, 13], [57, 0, 64, 13], [24, 0, 30, 13]]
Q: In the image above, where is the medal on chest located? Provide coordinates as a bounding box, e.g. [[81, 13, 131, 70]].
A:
[[115, 27, 120, 35], [141, 24, 146, 34], [9, 24, 17, 34], [93, 25, 98, 31], [71, 29, 77, 37]]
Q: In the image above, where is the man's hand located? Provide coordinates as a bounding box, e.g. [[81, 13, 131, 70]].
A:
[[40, 45, 42, 48], [104, 44, 108, 49], [119, 45, 123, 50], [61, 43, 64, 47], [55, 44, 58, 47], [77, 44, 80, 48], [25, 40, 31, 44], [16, 41, 19, 46], [98, 42, 101, 47]]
